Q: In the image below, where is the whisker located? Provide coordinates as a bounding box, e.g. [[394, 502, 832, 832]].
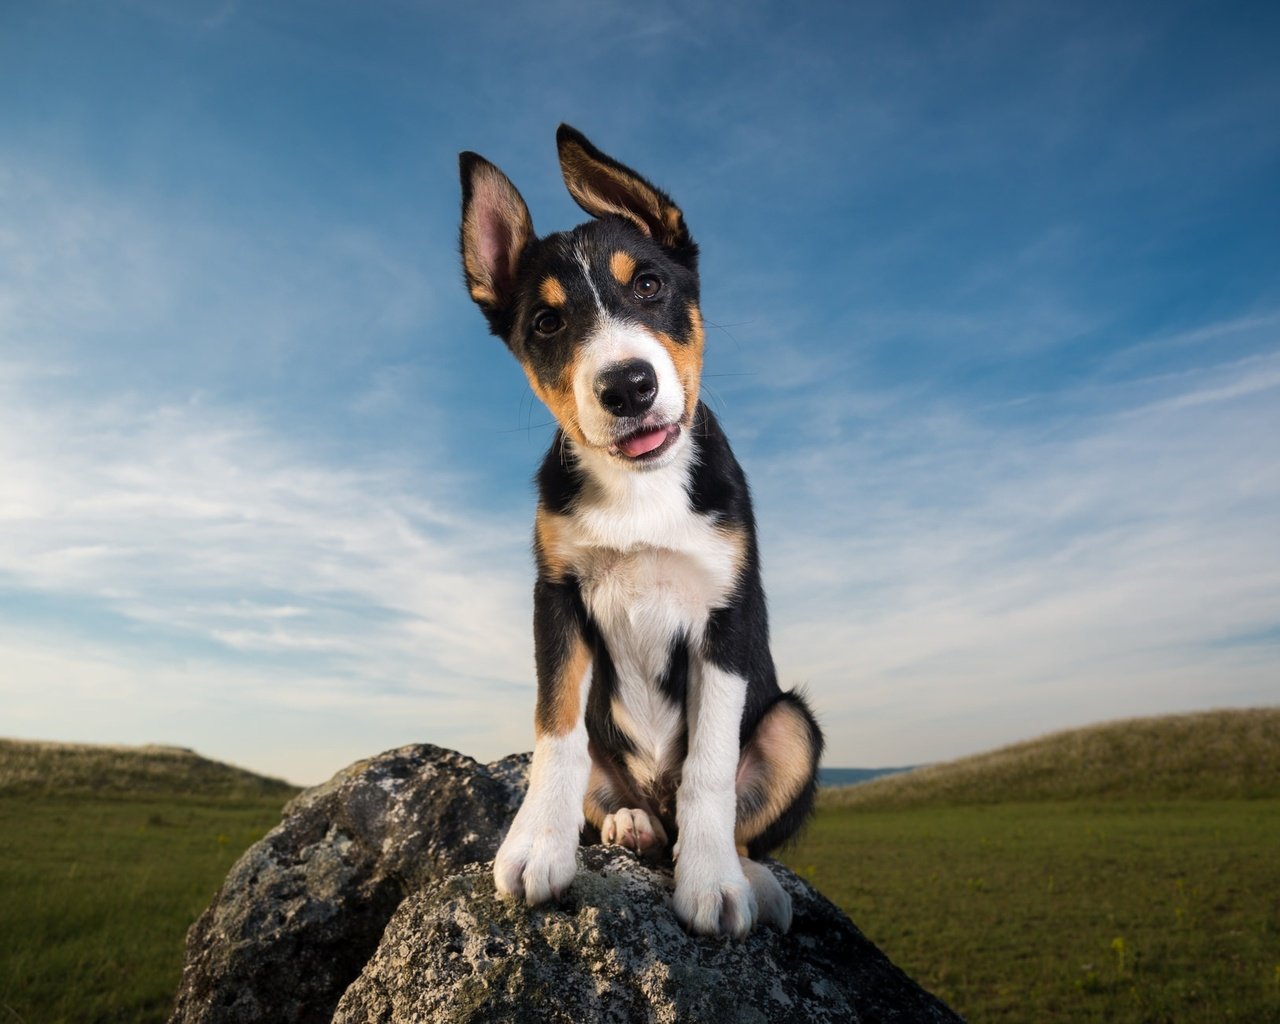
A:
[[700, 381, 728, 416], [703, 317, 750, 353], [497, 420, 557, 435]]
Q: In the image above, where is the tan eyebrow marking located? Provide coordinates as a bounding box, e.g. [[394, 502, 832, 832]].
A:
[[609, 250, 637, 286], [539, 276, 567, 307]]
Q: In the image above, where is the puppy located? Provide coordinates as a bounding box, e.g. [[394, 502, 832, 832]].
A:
[[458, 125, 822, 938]]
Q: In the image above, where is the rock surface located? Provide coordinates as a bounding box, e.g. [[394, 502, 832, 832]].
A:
[[171, 745, 962, 1024], [170, 745, 528, 1024], [334, 846, 961, 1024]]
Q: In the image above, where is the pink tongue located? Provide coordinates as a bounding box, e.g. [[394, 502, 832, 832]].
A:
[[619, 426, 670, 458]]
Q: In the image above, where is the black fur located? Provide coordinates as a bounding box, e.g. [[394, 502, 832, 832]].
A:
[[511, 219, 700, 395], [461, 125, 823, 871], [532, 404, 822, 855]]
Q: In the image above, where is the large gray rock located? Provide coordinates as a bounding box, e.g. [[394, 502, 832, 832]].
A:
[[333, 846, 961, 1024], [170, 745, 529, 1024], [171, 745, 962, 1024]]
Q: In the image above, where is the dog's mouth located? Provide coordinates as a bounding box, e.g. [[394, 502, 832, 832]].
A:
[[611, 422, 681, 462]]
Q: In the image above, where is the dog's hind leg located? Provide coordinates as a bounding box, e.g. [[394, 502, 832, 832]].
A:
[[733, 690, 823, 858]]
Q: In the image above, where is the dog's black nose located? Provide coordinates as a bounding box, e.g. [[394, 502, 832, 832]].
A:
[[595, 359, 657, 418]]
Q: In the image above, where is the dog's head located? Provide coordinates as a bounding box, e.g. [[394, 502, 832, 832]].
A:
[[459, 126, 703, 470]]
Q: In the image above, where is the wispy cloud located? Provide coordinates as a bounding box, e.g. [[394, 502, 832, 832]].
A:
[[0, 361, 541, 781], [3, 158, 1275, 777], [756, 337, 1280, 762], [3, 0, 1277, 783]]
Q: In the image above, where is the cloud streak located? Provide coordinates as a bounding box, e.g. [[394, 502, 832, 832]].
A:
[[0, 362, 540, 781], [756, 338, 1280, 763], [2, 0, 1277, 784]]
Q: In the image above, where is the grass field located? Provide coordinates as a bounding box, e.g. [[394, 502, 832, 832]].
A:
[[781, 708, 1280, 1023], [3, 710, 1278, 1023], [0, 793, 287, 1024], [0, 740, 295, 1024], [780, 800, 1280, 1023]]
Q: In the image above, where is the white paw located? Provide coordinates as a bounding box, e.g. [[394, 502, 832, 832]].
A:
[[672, 848, 757, 938], [740, 857, 792, 932], [601, 808, 668, 858], [493, 802, 580, 905]]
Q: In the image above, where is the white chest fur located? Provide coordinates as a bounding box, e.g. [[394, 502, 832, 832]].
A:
[[549, 443, 744, 785], [563, 443, 742, 653]]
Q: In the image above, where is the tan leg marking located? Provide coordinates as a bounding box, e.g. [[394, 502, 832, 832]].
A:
[[534, 631, 591, 738], [584, 758, 631, 831], [716, 522, 749, 592]]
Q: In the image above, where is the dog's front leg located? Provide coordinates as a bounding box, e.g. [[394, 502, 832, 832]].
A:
[[493, 577, 592, 904], [673, 656, 756, 937]]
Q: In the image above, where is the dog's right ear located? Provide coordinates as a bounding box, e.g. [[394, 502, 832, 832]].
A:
[[459, 152, 534, 314], [557, 125, 694, 263]]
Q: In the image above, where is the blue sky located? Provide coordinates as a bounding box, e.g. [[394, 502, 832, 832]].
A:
[[1, 0, 1277, 784]]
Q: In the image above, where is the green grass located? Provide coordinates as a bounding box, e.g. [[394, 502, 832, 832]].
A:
[[4, 712, 1279, 1023], [789, 709, 1280, 1021], [0, 740, 295, 1024], [781, 799, 1280, 1023]]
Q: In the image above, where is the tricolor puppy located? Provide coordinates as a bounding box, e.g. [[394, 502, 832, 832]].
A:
[[458, 126, 823, 938]]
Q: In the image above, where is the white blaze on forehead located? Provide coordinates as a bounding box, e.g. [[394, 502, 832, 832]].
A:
[[573, 316, 686, 448], [572, 242, 606, 315]]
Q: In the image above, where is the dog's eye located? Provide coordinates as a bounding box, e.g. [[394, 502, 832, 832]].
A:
[[633, 273, 662, 300], [533, 311, 564, 336]]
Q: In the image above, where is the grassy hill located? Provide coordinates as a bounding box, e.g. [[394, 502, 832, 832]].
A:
[[821, 707, 1280, 809], [0, 737, 298, 801]]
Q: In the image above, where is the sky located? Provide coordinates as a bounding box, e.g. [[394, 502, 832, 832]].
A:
[[1, 0, 1277, 785]]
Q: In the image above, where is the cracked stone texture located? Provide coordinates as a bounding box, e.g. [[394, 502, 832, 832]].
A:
[[169, 745, 529, 1024], [170, 744, 962, 1024], [333, 846, 962, 1024]]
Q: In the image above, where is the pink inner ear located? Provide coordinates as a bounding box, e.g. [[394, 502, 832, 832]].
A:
[[470, 174, 525, 290], [478, 208, 513, 281]]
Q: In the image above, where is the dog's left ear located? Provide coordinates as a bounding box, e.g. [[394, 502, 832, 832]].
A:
[[459, 151, 535, 315], [557, 125, 695, 259]]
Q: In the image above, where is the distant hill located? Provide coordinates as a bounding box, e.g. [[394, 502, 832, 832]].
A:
[[821, 707, 1280, 808], [0, 738, 300, 801], [819, 766, 917, 788]]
